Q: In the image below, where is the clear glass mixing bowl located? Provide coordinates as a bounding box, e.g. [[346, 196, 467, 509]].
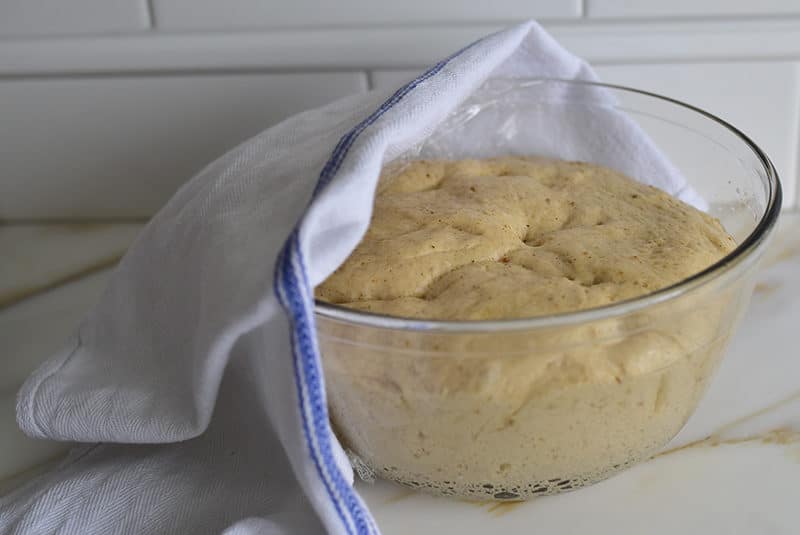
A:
[[315, 79, 782, 501]]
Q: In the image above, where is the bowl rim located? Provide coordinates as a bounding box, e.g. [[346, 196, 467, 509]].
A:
[[313, 78, 783, 332]]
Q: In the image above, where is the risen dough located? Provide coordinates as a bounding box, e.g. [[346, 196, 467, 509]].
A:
[[315, 157, 736, 500], [317, 157, 734, 319]]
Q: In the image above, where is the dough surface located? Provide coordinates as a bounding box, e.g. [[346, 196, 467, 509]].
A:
[[315, 157, 737, 500], [316, 157, 734, 319]]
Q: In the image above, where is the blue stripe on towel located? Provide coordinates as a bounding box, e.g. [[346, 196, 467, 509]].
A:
[[275, 36, 486, 534]]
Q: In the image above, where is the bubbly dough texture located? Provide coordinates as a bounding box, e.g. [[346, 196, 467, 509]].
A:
[[315, 157, 738, 501], [316, 157, 734, 319]]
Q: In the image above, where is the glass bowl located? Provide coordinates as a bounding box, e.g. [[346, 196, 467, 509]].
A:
[[314, 79, 782, 501]]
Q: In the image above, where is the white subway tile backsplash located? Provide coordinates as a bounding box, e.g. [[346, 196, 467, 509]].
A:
[[0, 6, 797, 217], [0, 72, 366, 219], [0, 0, 149, 37], [153, 0, 580, 31], [372, 62, 798, 209], [587, 0, 800, 18]]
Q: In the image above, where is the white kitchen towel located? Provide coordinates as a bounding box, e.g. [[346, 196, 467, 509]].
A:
[[4, 21, 696, 535]]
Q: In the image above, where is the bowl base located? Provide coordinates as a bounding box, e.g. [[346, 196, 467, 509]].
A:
[[369, 455, 640, 502]]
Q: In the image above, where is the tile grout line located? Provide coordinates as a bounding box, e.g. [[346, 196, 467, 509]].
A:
[[0, 66, 388, 81], [145, 0, 157, 30], [0, 54, 786, 87]]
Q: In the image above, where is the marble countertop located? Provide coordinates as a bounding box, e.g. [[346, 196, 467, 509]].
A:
[[2, 214, 799, 534]]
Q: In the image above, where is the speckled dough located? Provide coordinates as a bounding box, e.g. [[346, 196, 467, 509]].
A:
[[315, 157, 737, 500], [317, 157, 735, 319]]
